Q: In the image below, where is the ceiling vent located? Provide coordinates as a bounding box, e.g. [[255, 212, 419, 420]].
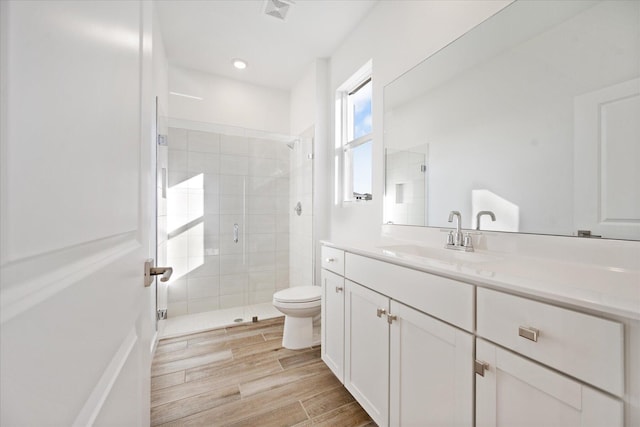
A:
[[264, 0, 295, 21]]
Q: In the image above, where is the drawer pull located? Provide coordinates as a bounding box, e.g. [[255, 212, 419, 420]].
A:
[[474, 360, 490, 377], [376, 308, 387, 318], [518, 326, 539, 342], [325, 257, 335, 263], [335, 286, 343, 293]]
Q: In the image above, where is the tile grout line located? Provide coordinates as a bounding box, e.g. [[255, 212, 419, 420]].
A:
[[299, 398, 312, 422]]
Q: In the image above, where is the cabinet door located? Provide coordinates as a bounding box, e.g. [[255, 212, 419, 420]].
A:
[[476, 339, 623, 427], [345, 280, 390, 427], [321, 269, 345, 382], [389, 301, 473, 427]]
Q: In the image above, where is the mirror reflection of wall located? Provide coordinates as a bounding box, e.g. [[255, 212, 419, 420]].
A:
[[385, 146, 428, 226], [384, 0, 640, 240]]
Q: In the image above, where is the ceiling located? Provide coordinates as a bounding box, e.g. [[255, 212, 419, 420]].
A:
[[156, 0, 378, 91]]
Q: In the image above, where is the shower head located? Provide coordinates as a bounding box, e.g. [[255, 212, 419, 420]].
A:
[[286, 139, 299, 150]]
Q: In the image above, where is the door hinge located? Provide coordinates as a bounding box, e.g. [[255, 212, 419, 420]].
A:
[[157, 309, 167, 321]]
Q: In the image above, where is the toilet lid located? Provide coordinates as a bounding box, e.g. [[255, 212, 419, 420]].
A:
[[273, 286, 321, 303]]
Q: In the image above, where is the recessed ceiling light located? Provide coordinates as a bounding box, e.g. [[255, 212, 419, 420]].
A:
[[232, 58, 247, 70]]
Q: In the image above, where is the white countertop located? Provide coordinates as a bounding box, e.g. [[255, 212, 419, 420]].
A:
[[322, 238, 640, 320]]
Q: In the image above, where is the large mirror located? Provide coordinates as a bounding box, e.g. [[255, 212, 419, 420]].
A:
[[383, 0, 640, 240]]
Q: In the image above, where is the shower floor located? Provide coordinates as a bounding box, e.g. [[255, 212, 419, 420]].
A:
[[159, 302, 282, 339]]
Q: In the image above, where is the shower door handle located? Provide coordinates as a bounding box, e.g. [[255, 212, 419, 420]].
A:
[[233, 223, 239, 243]]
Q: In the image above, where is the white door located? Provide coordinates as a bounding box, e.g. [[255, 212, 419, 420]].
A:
[[574, 78, 640, 240], [389, 301, 473, 427], [344, 280, 389, 427], [0, 1, 156, 425], [321, 269, 345, 382], [476, 339, 623, 427]]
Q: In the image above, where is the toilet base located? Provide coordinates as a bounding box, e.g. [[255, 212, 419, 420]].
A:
[[282, 316, 313, 350]]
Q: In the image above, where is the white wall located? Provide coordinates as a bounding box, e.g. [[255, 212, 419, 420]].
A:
[[289, 59, 331, 287], [153, 8, 169, 119], [289, 132, 315, 288], [169, 65, 290, 135], [290, 62, 317, 137], [327, 0, 512, 242]]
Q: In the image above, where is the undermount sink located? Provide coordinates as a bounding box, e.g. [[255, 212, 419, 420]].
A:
[[379, 244, 502, 264]]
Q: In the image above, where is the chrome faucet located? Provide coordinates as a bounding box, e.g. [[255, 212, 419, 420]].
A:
[[446, 211, 474, 252], [476, 211, 496, 230], [448, 211, 462, 246]]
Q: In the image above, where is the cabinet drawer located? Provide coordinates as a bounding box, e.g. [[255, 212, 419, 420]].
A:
[[345, 253, 474, 332], [321, 246, 344, 276], [477, 287, 624, 396]]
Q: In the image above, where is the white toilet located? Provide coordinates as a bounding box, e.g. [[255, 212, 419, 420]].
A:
[[272, 286, 321, 350]]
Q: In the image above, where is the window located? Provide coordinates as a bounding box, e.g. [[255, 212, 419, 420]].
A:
[[336, 62, 373, 203]]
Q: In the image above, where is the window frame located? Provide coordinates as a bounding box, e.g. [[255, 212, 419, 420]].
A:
[[335, 61, 373, 205]]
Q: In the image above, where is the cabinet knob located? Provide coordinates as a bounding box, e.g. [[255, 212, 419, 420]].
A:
[[325, 257, 335, 263], [518, 326, 539, 342], [376, 308, 387, 318], [387, 314, 397, 324], [335, 286, 343, 293]]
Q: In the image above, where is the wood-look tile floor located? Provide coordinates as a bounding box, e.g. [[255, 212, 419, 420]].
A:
[[151, 317, 375, 427]]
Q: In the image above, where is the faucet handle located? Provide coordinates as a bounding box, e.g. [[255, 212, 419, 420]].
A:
[[446, 231, 454, 245], [463, 232, 474, 249]]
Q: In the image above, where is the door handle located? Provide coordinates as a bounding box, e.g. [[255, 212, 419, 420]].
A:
[[144, 259, 173, 287], [233, 223, 239, 243], [475, 360, 490, 377]]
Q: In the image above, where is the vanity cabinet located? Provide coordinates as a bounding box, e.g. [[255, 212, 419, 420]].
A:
[[321, 247, 346, 382], [320, 243, 630, 426], [321, 268, 345, 381], [476, 338, 622, 427], [343, 275, 473, 426], [476, 287, 623, 427], [344, 280, 390, 426], [389, 299, 473, 427]]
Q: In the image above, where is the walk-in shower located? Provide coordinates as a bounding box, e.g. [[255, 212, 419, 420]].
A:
[[156, 119, 314, 337]]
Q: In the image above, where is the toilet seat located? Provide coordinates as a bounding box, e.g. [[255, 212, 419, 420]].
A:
[[273, 286, 321, 304]]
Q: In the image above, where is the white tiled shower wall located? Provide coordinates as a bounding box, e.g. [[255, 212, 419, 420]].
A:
[[384, 149, 427, 226], [166, 127, 291, 317]]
